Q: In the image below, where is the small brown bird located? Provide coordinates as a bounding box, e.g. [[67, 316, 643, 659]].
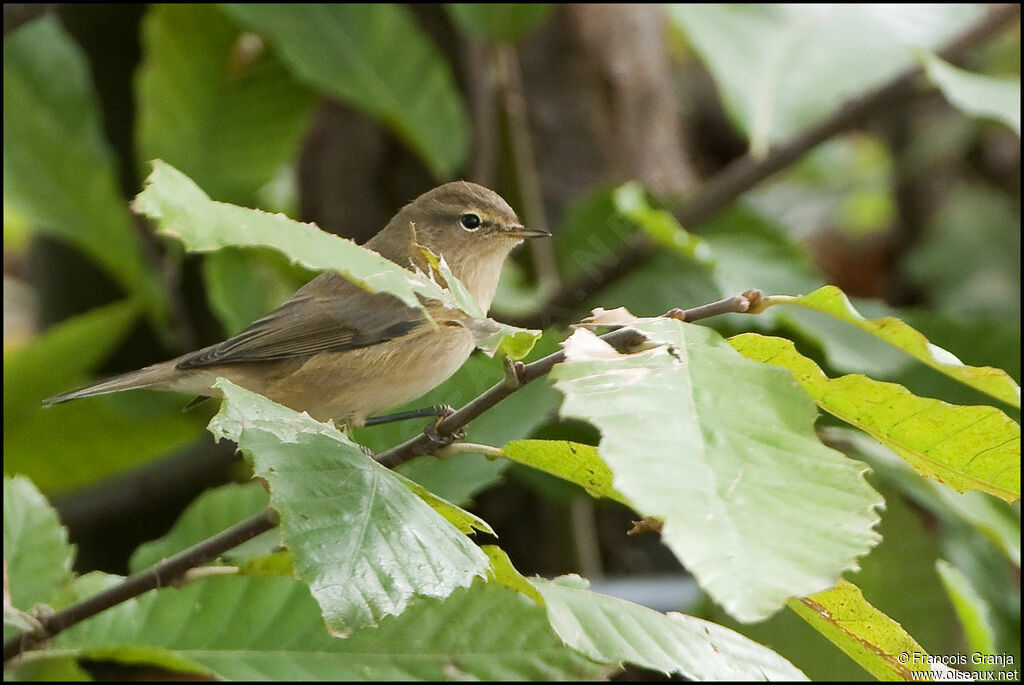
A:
[[44, 182, 548, 425]]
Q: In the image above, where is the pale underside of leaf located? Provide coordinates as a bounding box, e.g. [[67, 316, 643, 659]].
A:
[[207, 380, 489, 634], [551, 317, 882, 622]]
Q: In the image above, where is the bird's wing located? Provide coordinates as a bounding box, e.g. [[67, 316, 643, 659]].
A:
[[176, 272, 426, 369]]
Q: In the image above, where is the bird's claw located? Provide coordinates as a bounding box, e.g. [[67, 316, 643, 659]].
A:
[[422, 404, 465, 446]]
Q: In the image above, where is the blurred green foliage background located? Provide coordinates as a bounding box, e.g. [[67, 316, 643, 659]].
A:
[[4, 4, 1019, 679]]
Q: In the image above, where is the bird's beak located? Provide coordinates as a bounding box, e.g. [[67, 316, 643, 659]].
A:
[[505, 225, 551, 239]]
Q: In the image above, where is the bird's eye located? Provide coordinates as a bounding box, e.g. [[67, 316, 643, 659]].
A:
[[460, 213, 481, 231]]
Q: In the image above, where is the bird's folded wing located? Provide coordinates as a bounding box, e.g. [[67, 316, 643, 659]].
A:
[[176, 273, 426, 369]]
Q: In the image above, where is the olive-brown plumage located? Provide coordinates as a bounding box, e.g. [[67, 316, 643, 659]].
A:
[[44, 182, 548, 425]]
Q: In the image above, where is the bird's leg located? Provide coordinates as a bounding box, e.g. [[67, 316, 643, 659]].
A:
[[363, 405, 453, 427]]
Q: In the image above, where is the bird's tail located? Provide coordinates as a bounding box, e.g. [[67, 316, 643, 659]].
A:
[[42, 363, 175, 407]]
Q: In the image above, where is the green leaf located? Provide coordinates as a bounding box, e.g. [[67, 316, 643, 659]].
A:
[[129, 481, 276, 573], [905, 182, 1019, 322], [2, 656, 93, 682], [207, 380, 489, 634], [135, 3, 319, 337], [919, 51, 1020, 134], [769, 285, 1021, 408], [201, 247, 314, 336], [669, 5, 981, 155], [829, 426, 1020, 565], [3, 16, 166, 319], [935, 560, 997, 663], [4, 397, 206, 495], [135, 4, 317, 204], [4, 301, 206, 493], [788, 579, 947, 681], [534, 576, 807, 680], [732, 333, 1021, 503], [392, 473, 495, 536], [133, 160, 450, 312], [502, 440, 627, 504], [445, 4, 554, 43], [612, 182, 711, 262], [4, 300, 139, 426], [481, 545, 545, 604], [3, 476, 75, 611], [700, 205, 825, 307], [551, 318, 882, 622], [56, 574, 605, 680], [221, 4, 469, 179]]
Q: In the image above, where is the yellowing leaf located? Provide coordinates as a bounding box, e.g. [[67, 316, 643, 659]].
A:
[[789, 579, 949, 681], [730, 333, 1020, 503], [771, 286, 1020, 408]]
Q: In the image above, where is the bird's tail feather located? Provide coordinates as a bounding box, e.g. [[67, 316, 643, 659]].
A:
[[42, 364, 173, 407]]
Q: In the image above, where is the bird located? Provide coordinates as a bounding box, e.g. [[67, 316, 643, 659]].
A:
[[43, 181, 549, 426]]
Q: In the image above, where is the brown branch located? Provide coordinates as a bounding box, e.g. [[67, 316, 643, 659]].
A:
[[463, 37, 498, 188], [3, 509, 278, 665], [512, 4, 1021, 329]]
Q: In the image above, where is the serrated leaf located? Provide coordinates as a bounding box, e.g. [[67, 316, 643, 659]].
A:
[[502, 440, 628, 504], [55, 574, 605, 680], [445, 4, 554, 43], [207, 380, 489, 633], [788, 579, 949, 681], [3, 16, 166, 319], [772, 285, 1021, 408], [919, 51, 1020, 134], [535, 575, 807, 680], [221, 4, 469, 179], [3, 476, 75, 611], [482, 545, 545, 605], [730, 333, 1021, 503], [135, 4, 317, 204], [669, 5, 981, 155], [550, 319, 882, 622], [132, 160, 453, 313], [393, 473, 495, 536], [129, 481, 276, 573]]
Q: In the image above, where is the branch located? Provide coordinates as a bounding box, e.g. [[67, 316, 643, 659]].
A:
[[3, 291, 758, 665], [3, 509, 278, 665], [513, 4, 1021, 329]]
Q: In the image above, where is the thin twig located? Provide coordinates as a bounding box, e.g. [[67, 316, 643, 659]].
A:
[[3, 509, 278, 664], [463, 37, 498, 188], [512, 4, 1021, 329]]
